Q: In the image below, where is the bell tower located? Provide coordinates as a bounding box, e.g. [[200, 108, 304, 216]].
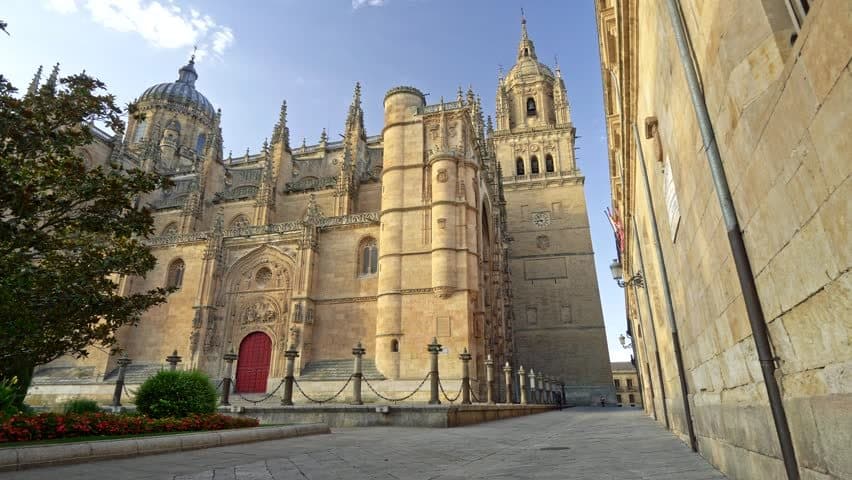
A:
[[490, 14, 614, 405]]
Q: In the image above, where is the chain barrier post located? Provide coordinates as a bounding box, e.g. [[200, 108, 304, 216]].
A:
[[281, 344, 299, 406], [485, 354, 495, 404], [221, 347, 238, 406], [352, 341, 365, 405], [459, 348, 472, 405], [111, 353, 131, 407], [502, 362, 513, 404], [546, 376, 553, 404], [536, 371, 544, 404], [427, 337, 442, 405], [166, 350, 182, 371], [518, 366, 528, 405], [528, 368, 537, 404]]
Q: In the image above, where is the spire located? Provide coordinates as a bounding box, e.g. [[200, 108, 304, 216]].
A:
[[45, 63, 60, 91], [320, 128, 328, 144], [27, 65, 43, 96], [517, 10, 537, 61], [345, 82, 365, 139], [176, 52, 198, 87], [271, 100, 290, 149], [486, 115, 494, 135]]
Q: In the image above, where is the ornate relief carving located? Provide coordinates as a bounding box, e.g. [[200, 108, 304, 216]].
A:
[[433, 286, 454, 299], [436, 169, 448, 183], [532, 211, 552, 227], [241, 298, 278, 325], [529, 144, 540, 152], [437, 218, 447, 229], [536, 235, 550, 250]]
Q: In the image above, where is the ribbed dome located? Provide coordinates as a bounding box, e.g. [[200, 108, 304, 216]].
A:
[[507, 57, 555, 82], [138, 57, 215, 118]]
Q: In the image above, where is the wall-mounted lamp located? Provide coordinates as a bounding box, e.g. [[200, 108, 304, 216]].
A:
[[609, 259, 644, 288]]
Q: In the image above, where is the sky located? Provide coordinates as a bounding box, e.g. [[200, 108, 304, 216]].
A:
[[1, 0, 631, 362]]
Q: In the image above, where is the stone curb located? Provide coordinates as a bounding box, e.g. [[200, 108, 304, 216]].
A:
[[0, 423, 330, 472]]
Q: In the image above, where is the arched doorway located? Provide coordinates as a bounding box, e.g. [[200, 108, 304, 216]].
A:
[[235, 332, 272, 393]]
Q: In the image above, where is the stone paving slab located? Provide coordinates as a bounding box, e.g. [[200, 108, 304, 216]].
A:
[[0, 408, 727, 479]]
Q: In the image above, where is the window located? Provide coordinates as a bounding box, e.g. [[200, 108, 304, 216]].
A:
[[526, 97, 537, 116], [523, 47, 529, 57], [133, 119, 147, 143], [627, 379, 633, 390], [629, 394, 635, 404], [614, 379, 621, 389], [545, 154, 555, 173], [167, 259, 185, 289], [161, 222, 178, 236], [195, 133, 207, 155], [785, 0, 810, 38], [390, 339, 399, 352], [228, 215, 250, 230], [616, 394, 622, 404], [530, 155, 539, 174], [359, 238, 378, 275], [515, 157, 525, 175]]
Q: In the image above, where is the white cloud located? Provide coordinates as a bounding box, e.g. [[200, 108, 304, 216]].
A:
[[45, 0, 79, 13], [43, 0, 234, 59], [352, 0, 386, 9]]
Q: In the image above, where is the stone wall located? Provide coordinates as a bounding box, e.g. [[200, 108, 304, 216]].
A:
[[597, 0, 851, 478]]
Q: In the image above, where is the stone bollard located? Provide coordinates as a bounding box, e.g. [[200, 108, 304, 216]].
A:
[[111, 353, 132, 407], [281, 344, 299, 406], [459, 348, 472, 405], [485, 354, 495, 404], [528, 368, 536, 403], [166, 350, 182, 371], [351, 341, 366, 405], [427, 337, 442, 405], [546, 377, 552, 404], [536, 372, 544, 405], [518, 366, 528, 405], [221, 347, 237, 406], [503, 362, 513, 404]]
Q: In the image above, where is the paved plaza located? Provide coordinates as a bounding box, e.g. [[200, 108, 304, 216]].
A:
[[2, 408, 726, 479]]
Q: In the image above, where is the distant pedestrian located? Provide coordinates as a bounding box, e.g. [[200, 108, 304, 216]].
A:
[[599, 395, 606, 407]]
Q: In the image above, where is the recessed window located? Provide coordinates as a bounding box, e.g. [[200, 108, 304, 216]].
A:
[[515, 157, 525, 175], [526, 98, 537, 116], [133, 119, 147, 143], [390, 339, 399, 352], [545, 154, 555, 173], [614, 379, 621, 389], [167, 259, 185, 290], [627, 379, 633, 389], [616, 394, 622, 404], [359, 238, 378, 275], [530, 155, 540, 174], [524, 48, 529, 57], [629, 394, 635, 404], [195, 133, 206, 155]]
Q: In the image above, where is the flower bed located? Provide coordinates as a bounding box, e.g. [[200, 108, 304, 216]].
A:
[[0, 413, 259, 443]]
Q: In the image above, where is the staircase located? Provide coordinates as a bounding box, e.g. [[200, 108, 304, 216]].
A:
[[299, 359, 385, 380]]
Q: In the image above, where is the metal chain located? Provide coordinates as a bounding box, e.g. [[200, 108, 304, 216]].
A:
[[122, 384, 133, 398], [362, 372, 431, 402], [235, 378, 285, 404], [292, 375, 353, 404], [438, 379, 462, 403], [215, 378, 225, 390], [470, 388, 480, 403]]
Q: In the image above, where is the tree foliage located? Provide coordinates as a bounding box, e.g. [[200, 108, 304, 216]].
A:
[[0, 72, 170, 398]]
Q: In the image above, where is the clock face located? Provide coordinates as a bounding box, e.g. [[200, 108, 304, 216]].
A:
[[532, 211, 551, 227]]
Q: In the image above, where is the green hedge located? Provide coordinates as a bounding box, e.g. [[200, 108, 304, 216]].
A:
[[134, 370, 218, 419]]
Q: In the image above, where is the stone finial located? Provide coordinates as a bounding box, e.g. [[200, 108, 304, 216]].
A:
[[27, 65, 43, 96], [45, 63, 60, 91], [320, 128, 328, 144]]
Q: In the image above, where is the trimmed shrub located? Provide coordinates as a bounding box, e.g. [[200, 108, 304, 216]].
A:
[[63, 398, 101, 415], [135, 370, 218, 418]]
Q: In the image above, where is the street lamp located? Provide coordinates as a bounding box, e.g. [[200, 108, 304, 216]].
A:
[[609, 259, 644, 288], [618, 333, 633, 349]]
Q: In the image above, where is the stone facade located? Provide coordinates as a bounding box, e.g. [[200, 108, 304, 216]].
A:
[[611, 362, 642, 407], [597, 0, 850, 479], [28, 19, 611, 407]]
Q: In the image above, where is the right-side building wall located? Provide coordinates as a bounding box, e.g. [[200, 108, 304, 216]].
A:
[[596, 0, 850, 479]]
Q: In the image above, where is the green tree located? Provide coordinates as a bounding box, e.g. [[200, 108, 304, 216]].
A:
[[0, 71, 170, 405]]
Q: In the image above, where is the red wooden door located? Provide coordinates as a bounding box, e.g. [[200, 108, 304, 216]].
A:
[[236, 332, 272, 393]]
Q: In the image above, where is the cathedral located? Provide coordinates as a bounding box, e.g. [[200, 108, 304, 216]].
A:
[[28, 18, 613, 405]]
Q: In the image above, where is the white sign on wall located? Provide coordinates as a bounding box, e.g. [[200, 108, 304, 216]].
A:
[[663, 156, 681, 242]]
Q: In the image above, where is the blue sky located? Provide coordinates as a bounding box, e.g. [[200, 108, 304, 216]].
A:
[[1, 0, 630, 362]]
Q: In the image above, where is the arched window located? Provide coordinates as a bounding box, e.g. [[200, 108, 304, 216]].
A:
[[228, 215, 250, 230], [195, 133, 207, 155], [545, 154, 555, 173], [359, 238, 378, 275], [390, 339, 399, 352], [161, 222, 179, 236], [133, 119, 147, 143], [526, 97, 537, 116], [530, 156, 540, 174], [515, 157, 525, 175], [524, 48, 529, 57], [166, 259, 185, 290]]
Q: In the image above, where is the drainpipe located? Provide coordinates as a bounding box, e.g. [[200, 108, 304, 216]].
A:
[[627, 289, 655, 419], [633, 123, 697, 451], [663, 0, 800, 477], [632, 217, 669, 429]]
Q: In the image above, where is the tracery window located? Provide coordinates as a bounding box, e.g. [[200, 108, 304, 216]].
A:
[[195, 133, 207, 155], [133, 119, 147, 143], [526, 97, 537, 116], [515, 157, 525, 176], [530, 155, 540, 174], [545, 154, 555, 173], [161, 222, 179, 236], [359, 238, 378, 276], [167, 259, 185, 290]]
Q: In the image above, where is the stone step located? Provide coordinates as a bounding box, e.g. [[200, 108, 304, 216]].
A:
[[103, 363, 168, 384], [299, 359, 385, 380]]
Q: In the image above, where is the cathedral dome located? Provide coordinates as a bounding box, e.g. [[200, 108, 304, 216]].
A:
[[506, 57, 555, 83], [138, 57, 215, 119]]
